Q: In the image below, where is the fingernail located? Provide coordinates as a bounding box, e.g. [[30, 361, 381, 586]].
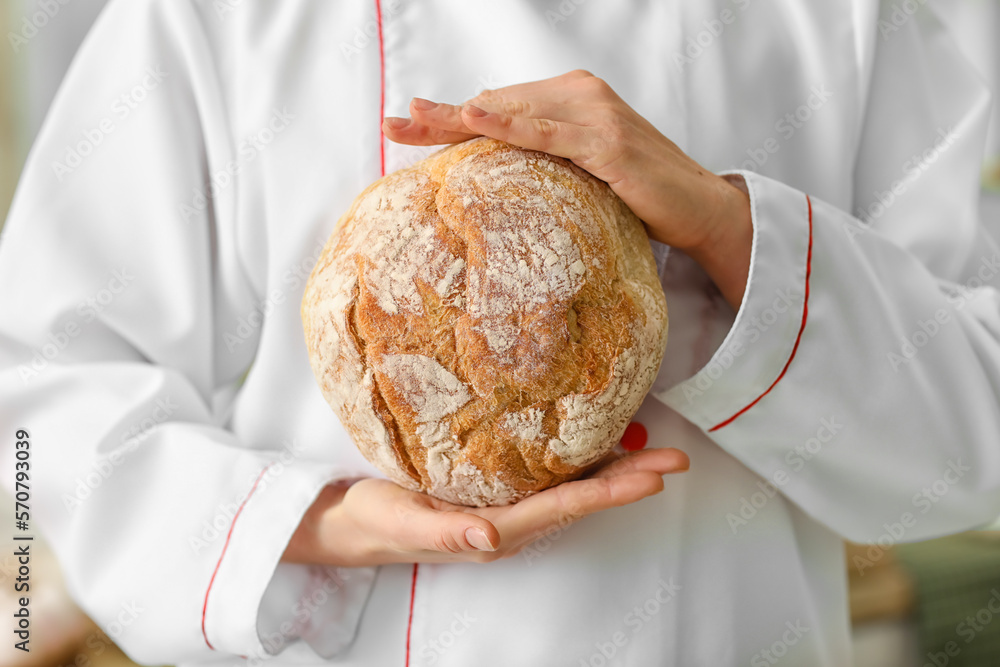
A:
[[383, 116, 410, 130], [464, 104, 489, 118], [411, 97, 437, 111], [465, 527, 495, 551]]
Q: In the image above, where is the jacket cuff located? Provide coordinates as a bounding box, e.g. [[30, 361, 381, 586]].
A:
[[256, 562, 378, 659], [199, 459, 374, 657], [654, 170, 813, 430]]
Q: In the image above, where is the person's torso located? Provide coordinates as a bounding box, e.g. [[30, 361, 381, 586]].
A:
[[203, 2, 872, 664]]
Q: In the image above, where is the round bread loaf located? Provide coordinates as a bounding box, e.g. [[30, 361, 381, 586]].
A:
[[302, 138, 667, 506]]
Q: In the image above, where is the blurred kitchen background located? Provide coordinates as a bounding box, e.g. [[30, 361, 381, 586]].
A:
[[1, 1, 999, 666]]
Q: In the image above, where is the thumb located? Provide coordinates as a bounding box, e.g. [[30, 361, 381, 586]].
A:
[[406, 509, 500, 554]]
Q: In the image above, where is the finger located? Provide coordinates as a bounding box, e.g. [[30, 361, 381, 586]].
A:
[[493, 468, 668, 546], [466, 94, 581, 123], [382, 99, 480, 147], [417, 94, 589, 130], [382, 115, 478, 147], [409, 97, 470, 130], [459, 105, 592, 161], [384, 79, 595, 148], [589, 447, 690, 480], [469, 69, 600, 114], [397, 97, 534, 142], [395, 504, 500, 554]]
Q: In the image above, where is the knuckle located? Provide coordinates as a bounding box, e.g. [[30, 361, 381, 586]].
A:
[[568, 68, 595, 80], [503, 99, 531, 116], [563, 497, 586, 517], [428, 534, 448, 552], [430, 533, 461, 554], [579, 74, 613, 98], [494, 112, 516, 136], [534, 118, 560, 146]]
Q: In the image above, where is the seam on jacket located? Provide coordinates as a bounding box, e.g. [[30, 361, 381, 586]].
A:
[[708, 194, 814, 432], [373, 5, 415, 666], [405, 563, 419, 666], [200, 462, 274, 650]]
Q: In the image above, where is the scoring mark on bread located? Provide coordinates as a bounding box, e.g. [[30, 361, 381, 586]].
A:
[[348, 294, 421, 485]]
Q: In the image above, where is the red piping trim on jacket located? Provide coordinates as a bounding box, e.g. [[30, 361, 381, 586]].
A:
[[201, 462, 274, 650], [708, 195, 813, 432], [373, 4, 419, 665], [405, 563, 419, 666], [375, 0, 386, 176]]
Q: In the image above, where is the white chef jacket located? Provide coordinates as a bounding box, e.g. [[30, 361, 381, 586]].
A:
[[2, 1, 1000, 665]]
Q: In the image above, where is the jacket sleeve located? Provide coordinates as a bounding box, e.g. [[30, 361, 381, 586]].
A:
[[656, 4, 1000, 544], [0, 0, 374, 661]]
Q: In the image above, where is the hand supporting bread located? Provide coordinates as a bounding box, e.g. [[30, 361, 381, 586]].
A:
[[383, 69, 753, 309], [282, 446, 688, 565]]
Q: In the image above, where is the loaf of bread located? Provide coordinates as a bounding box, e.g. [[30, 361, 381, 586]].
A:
[[302, 138, 667, 506]]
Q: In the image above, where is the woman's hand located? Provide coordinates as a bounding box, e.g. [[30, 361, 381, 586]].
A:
[[382, 70, 753, 309], [282, 446, 689, 567]]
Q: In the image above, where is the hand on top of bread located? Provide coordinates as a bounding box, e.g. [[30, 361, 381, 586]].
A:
[[382, 69, 752, 309]]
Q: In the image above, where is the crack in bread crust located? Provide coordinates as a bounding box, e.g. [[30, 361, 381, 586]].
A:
[[350, 299, 420, 486], [303, 138, 668, 506]]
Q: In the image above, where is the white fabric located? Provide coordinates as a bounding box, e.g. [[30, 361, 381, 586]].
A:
[[932, 0, 999, 158], [1, 1, 999, 665]]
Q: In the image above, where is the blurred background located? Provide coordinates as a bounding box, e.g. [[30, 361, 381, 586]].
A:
[[1, 1, 998, 666]]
